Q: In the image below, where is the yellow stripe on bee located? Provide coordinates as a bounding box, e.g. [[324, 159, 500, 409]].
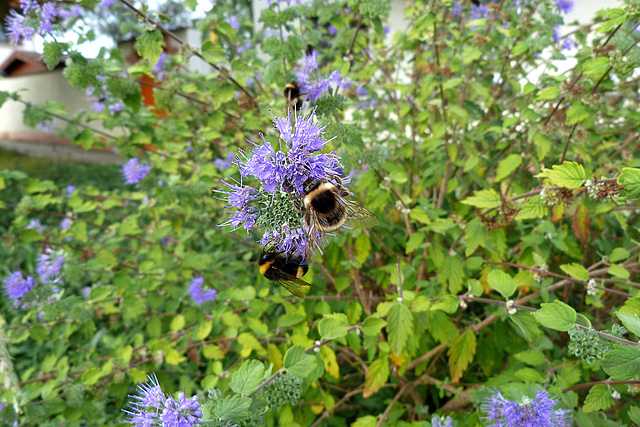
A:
[[259, 260, 274, 276]]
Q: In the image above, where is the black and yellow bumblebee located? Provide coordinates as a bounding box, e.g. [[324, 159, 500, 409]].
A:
[[258, 251, 311, 298], [289, 177, 378, 253], [284, 81, 303, 113]]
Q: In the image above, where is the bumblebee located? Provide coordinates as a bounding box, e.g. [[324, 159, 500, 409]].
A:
[[297, 177, 378, 236], [258, 251, 311, 298], [284, 82, 303, 112]]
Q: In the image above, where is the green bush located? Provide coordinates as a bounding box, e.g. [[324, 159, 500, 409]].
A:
[[2, 0, 640, 425]]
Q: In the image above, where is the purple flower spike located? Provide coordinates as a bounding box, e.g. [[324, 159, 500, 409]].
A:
[[481, 389, 572, 427], [3, 271, 36, 301], [189, 277, 217, 304], [36, 248, 66, 284], [122, 158, 151, 184], [555, 0, 574, 14]]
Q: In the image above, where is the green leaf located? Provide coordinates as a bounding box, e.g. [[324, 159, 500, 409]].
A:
[[201, 40, 227, 64], [463, 218, 488, 256], [534, 301, 576, 331], [487, 270, 516, 298], [135, 30, 164, 64], [608, 264, 630, 279], [361, 317, 387, 336], [318, 314, 350, 340], [566, 101, 590, 125], [616, 312, 640, 337], [602, 346, 640, 380], [196, 321, 213, 341], [170, 314, 185, 331], [536, 162, 586, 189], [515, 196, 549, 220], [283, 345, 316, 378], [440, 256, 465, 294], [583, 57, 610, 78], [583, 384, 613, 412], [431, 295, 459, 313], [214, 395, 252, 421], [559, 263, 589, 281], [618, 168, 640, 199], [230, 360, 265, 395], [495, 154, 523, 183], [405, 232, 425, 253], [351, 415, 378, 427], [80, 367, 102, 386], [355, 233, 371, 263], [461, 189, 500, 209], [387, 303, 413, 355], [629, 406, 640, 425], [363, 356, 389, 398], [447, 330, 476, 382], [610, 247, 630, 263], [537, 86, 559, 100]]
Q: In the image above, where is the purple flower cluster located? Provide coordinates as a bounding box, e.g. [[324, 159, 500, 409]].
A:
[[4, 0, 81, 45], [267, 0, 303, 5], [189, 277, 218, 304], [3, 271, 36, 301], [216, 110, 341, 257], [481, 389, 571, 427], [294, 52, 350, 103], [552, 26, 575, 51], [431, 415, 453, 427], [122, 373, 203, 426], [36, 248, 66, 284], [555, 0, 574, 14], [122, 158, 152, 185], [153, 52, 168, 82], [26, 218, 44, 233]]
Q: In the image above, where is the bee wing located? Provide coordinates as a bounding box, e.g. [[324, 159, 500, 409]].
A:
[[305, 222, 332, 259], [271, 267, 312, 298], [344, 199, 379, 229]]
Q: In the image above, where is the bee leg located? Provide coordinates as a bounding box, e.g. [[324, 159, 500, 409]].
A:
[[287, 191, 305, 212]]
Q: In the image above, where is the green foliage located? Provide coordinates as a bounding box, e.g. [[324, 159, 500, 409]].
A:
[[5, 0, 640, 424]]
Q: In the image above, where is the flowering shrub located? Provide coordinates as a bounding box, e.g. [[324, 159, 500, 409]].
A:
[[3, 0, 640, 426]]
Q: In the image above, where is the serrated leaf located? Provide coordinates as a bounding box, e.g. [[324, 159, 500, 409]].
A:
[[230, 360, 265, 395], [583, 57, 610, 78], [515, 196, 548, 220], [566, 101, 590, 125], [616, 312, 640, 337], [363, 356, 389, 398], [608, 264, 630, 279], [461, 189, 501, 209], [618, 168, 640, 199], [559, 263, 589, 281], [534, 301, 577, 331], [537, 86, 559, 100], [629, 406, 640, 424], [387, 303, 413, 355], [464, 218, 488, 256], [405, 232, 425, 253], [536, 162, 586, 189], [283, 345, 316, 378], [573, 204, 591, 247], [318, 313, 349, 340], [610, 247, 630, 263], [201, 40, 227, 64], [447, 330, 476, 382], [431, 295, 459, 313], [495, 154, 523, 182], [214, 395, 252, 421], [583, 384, 613, 412], [602, 346, 640, 380], [361, 317, 387, 336], [487, 269, 516, 298], [135, 30, 164, 64]]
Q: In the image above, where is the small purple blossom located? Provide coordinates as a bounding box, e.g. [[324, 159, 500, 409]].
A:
[[451, 2, 462, 16], [122, 158, 151, 185], [60, 218, 73, 231], [431, 415, 453, 427], [20, 0, 39, 14], [109, 102, 124, 114], [66, 185, 76, 196], [214, 153, 234, 170], [189, 277, 217, 304], [38, 119, 57, 133], [562, 38, 575, 50], [555, 0, 574, 14], [39, 2, 59, 34], [5, 10, 35, 45], [153, 52, 168, 81], [82, 286, 92, 299], [552, 25, 561, 43], [294, 52, 349, 102], [160, 392, 203, 426], [3, 271, 36, 301], [327, 25, 338, 35], [36, 248, 66, 284], [101, 0, 117, 8], [26, 218, 44, 233], [229, 15, 239, 31], [122, 373, 168, 425], [481, 389, 572, 427]]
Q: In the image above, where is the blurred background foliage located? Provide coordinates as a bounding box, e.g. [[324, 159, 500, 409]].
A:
[[2, 0, 640, 425]]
